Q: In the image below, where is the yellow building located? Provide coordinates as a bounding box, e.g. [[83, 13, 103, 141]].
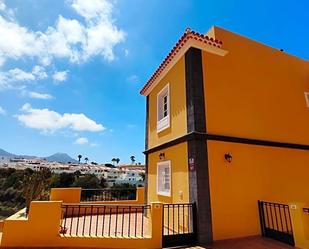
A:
[[141, 26, 309, 246], [2, 26, 309, 249]]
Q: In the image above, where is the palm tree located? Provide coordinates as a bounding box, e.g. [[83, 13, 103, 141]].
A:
[[130, 156, 136, 165], [111, 158, 117, 166], [84, 157, 89, 164], [115, 158, 120, 165], [78, 154, 82, 163]]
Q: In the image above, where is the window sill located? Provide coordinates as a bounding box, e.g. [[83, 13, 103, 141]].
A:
[[157, 115, 170, 133], [157, 191, 171, 197]]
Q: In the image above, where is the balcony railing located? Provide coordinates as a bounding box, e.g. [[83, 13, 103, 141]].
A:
[[258, 200, 295, 246], [61, 203, 150, 237], [80, 188, 137, 202]]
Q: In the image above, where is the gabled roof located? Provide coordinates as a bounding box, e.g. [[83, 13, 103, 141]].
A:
[[140, 28, 228, 96]]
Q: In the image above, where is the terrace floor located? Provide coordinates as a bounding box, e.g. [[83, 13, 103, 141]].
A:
[[62, 214, 294, 248], [62, 213, 151, 237], [184, 236, 294, 249], [62, 213, 188, 238]]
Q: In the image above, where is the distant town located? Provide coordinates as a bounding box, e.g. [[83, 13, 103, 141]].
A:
[[0, 148, 145, 187]]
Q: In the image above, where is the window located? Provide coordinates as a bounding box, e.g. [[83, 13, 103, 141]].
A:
[[157, 161, 171, 196], [157, 84, 170, 132], [305, 92, 309, 107]]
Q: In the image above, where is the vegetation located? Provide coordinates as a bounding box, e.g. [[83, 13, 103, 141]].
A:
[[111, 183, 137, 199], [130, 155, 135, 164], [111, 158, 120, 166], [78, 154, 82, 163], [23, 168, 51, 214], [139, 172, 145, 181], [0, 168, 108, 219]]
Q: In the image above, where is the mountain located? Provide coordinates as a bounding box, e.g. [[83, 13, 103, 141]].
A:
[[0, 148, 78, 163], [44, 153, 78, 163], [0, 148, 16, 158]]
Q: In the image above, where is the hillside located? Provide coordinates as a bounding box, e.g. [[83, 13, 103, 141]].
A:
[[44, 153, 78, 163], [0, 149, 77, 163]]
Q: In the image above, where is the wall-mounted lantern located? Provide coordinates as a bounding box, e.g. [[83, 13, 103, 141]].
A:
[[224, 153, 232, 163], [159, 152, 165, 160]]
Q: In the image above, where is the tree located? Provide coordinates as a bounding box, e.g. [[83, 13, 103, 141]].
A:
[[73, 174, 101, 189], [23, 168, 51, 214], [100, 178, 107, 188], [139, 172, 145, 181], [130, 156, 136, 165], [78, 154, 82, 163], [50, 174, 61, 188], [115, 158, 120, 165], [74, 170, 81, 178], [59, 173, 75, 187], [84, 157, 89, 164]]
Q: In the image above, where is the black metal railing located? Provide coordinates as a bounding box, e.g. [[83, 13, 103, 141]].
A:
[[258, 200, 295, 246], [162, 203, 197, 247], [61, 204, 150, 238], [81, 188, 137, 202]]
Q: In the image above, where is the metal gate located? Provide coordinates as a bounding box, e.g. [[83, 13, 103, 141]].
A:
[[162, 203, 197, 248], [258, 200, 295, 246]]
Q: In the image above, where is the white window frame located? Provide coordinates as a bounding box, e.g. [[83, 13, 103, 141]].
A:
[[157, 84, 170, 133], [304, 92, 309, 107], [157, 160, 171, 196]]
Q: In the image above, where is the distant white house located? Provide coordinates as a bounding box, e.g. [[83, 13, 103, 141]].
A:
[[0, 159, 145, 187]]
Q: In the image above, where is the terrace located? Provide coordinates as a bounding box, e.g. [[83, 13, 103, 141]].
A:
[[1, 188, 309, 249], [0, 187, 196, 249]]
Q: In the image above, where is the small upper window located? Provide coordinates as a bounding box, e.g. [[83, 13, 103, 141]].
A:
[[157, 84, 170, 133], [305, 92, 309, 107]]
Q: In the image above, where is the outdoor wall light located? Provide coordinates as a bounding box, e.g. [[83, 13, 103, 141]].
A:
[[159, 152, 165, 160], [224, 153, 232, 163]]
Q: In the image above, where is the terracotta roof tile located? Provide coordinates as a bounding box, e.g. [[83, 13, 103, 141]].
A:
[[140, 28, 223, 95]]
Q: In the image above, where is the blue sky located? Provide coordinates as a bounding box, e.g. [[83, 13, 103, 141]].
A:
[[0, 0, 308, 164]]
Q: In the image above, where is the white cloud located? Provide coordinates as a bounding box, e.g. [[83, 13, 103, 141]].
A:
[[0, 68, 34, 90], [74, 137, 88, 145], [0, 0, 6, 11], [126, 124, 136, 129], [124, 49, 129, 57], [0, 66, 48, 90], [32, 66, 47, 80], [0, 16, 43, 65], [8, 68, 35, 81], [16, 103, 105, 133], [0, 106, 5, 115], [52, 70, 68, 82], [0, 0, 125, 66], [70, 0, 112, 20], [27, 91, 53, 100], [126, 75, 139, 84], [57, 15, 85, 45]]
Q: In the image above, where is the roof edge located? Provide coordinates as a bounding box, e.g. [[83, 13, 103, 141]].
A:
[[140, 28, 226, 96]]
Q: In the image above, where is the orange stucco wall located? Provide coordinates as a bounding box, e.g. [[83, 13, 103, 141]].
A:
[[144, 25, 309, 244], [207, 140, 309, 240], [147, 142, 189, 204], [50, 187, 82, 203], [148, 56, 187, 149], [1, 201, 163, 248], [203, 26, 309, 144]]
